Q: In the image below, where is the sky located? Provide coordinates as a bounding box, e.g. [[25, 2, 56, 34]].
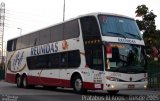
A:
[[1, 0, 160, 43]]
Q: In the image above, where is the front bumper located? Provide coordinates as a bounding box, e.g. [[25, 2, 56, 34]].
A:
[[103, 81, 147, 90]]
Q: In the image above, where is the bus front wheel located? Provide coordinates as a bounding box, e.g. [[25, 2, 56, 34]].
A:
[[72, 75, 85, 93]]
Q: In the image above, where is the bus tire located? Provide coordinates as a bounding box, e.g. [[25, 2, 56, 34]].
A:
[[22, 76, 28, 88], [107, 90, 119, 95], [16, 76, 22, 88], [72, 75, 85, 94], [22, 76, 34, 88]]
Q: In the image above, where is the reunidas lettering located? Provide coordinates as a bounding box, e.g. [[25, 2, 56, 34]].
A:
[[31, 42, 58, 56], [118, 38, 136, 44]]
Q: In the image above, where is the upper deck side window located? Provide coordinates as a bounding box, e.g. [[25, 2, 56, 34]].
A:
[[7, 39, 17, 51], [80, 16, 100, 37], [50, 19, 80, 42], [7, 19, 80, 51]]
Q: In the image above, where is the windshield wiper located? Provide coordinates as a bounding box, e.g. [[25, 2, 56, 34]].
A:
[[125, 32, 142, 40], [108, 32, 126, 38]]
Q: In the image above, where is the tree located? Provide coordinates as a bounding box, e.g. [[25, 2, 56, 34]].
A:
[[154, 30, 160, 48], [135, 5, 157, 46], [135, 5, 148, 17]]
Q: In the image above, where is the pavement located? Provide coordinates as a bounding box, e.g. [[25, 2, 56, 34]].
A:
[[0, 80, 160, 95], [0, 80, 160, 101]]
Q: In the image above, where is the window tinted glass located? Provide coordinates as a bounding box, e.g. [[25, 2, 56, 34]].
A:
[[98, 15, 142, 39], [7, 40, 12, 51], [39, 29, 50, 45], [50, 20, 79, 42], [27, 50, 81, 69], [50, 24, 63, 42], [8, 19, 79, 51], [68, 50, 80, 67], [21, 35, 30, 48], [16, 37, 22, 50], [7, 39, 17, 51], [48, 53, 60, 68], [59, 52, 68, 67], [85, 48, 103, 71], [92, 49, 103, 70], [29, 32, 40, 46], [85, 50, 92, 68], [64, 20, 79, 39], [27, 56, 37, 69], [36, 55, 48, 68], [80, 16, 100, 36]]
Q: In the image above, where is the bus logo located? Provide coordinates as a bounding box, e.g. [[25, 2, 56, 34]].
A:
[[62, 40, 68, 50], [13, 51, 24, 67]]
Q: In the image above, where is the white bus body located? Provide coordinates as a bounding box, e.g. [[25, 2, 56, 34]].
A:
[[6, 13, 147, 94]]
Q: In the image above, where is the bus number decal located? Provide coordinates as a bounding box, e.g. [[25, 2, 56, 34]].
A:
[[93, 74, 102, 83]]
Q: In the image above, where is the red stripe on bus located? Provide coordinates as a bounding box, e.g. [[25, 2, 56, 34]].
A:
[[5, 73, 16, 83], [6, 73, 103, 90]]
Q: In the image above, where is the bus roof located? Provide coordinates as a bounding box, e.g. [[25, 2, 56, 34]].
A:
[[78, 12, 134, 20], [7, 12, 134, 41]]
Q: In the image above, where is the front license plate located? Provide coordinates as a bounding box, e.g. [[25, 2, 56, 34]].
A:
[[128, 84, 135, 89]]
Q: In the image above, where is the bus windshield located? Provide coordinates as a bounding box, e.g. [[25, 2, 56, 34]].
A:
[[98, 14, 142, 40], [106, 43, 147, 73]]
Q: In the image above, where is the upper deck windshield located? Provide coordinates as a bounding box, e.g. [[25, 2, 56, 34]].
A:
[[98, 14, 142, 40]]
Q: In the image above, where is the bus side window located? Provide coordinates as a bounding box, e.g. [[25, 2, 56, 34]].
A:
[[7, 39, 17, 51], [68, 50, 81, 67], [16, 37, 22, 50], [7, 40, 12, 51], [84, 48, 103, 70], [80, 16, 100, 36], [39, 28, 50, 45], [27, 56, 37, 69], [29, 32, 40, 47], [92, 49, 103, 70], [85, 50, 92, 68], [50, 24, 63, 42], [36, 55, 48, 69], [34, 38, 37, 46], [48, 53, 60, 68], [64, 20, 79, 39], [27, 55, 48, 69], [60, 52, 68, 68], [21, 35, 30, 49]]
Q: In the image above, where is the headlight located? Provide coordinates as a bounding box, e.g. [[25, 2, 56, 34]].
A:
[[144, 85, 147, 88]]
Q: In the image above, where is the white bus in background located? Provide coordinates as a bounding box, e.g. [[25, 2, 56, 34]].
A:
[[5, 13, 147, 94]]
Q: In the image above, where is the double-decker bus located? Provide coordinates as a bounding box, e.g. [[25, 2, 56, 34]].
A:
[[5, 13, 147, 94]]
